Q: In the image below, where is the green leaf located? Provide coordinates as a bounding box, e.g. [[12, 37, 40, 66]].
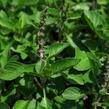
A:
[[0, 102, 10, 109], [74, 48, 91, 71], [49, 58, 80, 74], [23, 64, 35, 73], [64, 21, 75, 31], [99, 88, 107, 95], [12, 45, 28, 60], [46, 16, 57, 25], [45, 0, 54, 5], [12, 100, 29, 109], [31, 8, 41, 24], [62, 87, 85, 101], [12, 0, 38, 6], [27, 99, 36, 109], [35, 60, 46, 74], [47, 8, 59, 17], [0, 62, 24, 80], [97, 0, 109, 5], [45, 43, 69, 58], [82, 70, 93, 83], [72, 2, 90, 11], [68, 10, 82, 20], [0, 58, 35, 80], [40, 98, 52, 109], [18, 12, 32, 29], [0, 0, 8, 7], [54, 96, 64, 104], [84, 10, 106, 29], [66, 34, 91, 71], [20, 52, 28, 60], [87, 52, 101, 74], [0, 42, 12, 68], [67, 74, 84, 85], [37, 102, 45, 109], [0, 10, 15, 30], [84, 10, 108, 40]]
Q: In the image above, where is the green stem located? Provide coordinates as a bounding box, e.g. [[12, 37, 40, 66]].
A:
[[43, 87, 46, 98], [34, 77, 42, 89]]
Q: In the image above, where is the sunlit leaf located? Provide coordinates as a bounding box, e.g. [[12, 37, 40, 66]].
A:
[[45, 43, 69, 58], [74, 48, 91, 71], [49, 58, 80, 74], [62, 87, 85, 100], [12, 100, 29, 109]]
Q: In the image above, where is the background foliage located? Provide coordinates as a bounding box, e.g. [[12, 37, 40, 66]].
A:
[[0, 0, 109, 109]]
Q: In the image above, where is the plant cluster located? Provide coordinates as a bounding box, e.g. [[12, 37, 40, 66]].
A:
[[0, 0, 109, 109]]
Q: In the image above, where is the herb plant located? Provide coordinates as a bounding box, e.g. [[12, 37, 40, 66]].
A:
[[0, 0, 109, 109]]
